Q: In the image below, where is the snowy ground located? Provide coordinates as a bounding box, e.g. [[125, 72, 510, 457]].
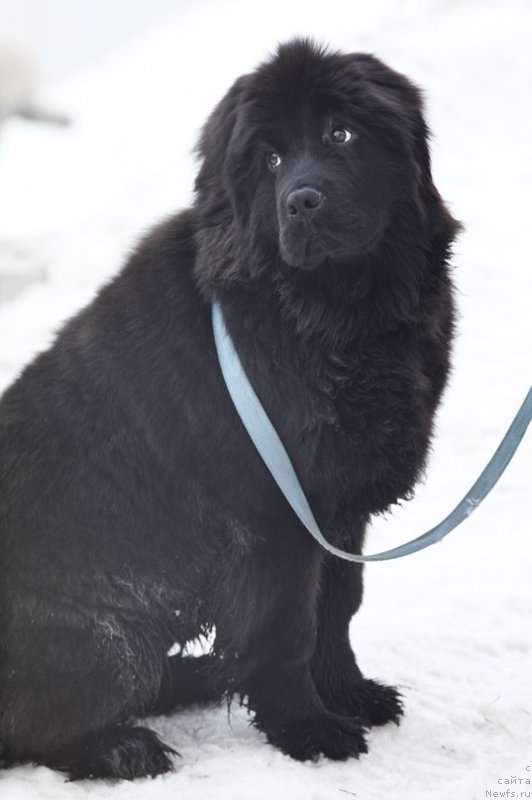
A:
[[0, 1, 531, 798]]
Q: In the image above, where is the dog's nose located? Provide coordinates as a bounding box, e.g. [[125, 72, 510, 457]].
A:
[[286, 187, 323, 220]]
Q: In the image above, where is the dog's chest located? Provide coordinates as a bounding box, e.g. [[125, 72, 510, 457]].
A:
[[266, 332, 431, 516]]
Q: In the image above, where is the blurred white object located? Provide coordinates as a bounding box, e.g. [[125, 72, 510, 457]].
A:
[[0, 37, 69, 126], [0, 241, 46, 304], [0, 38, 70, 306], [0, 37, 40, 111]]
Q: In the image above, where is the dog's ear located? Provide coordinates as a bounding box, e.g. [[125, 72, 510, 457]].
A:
[[350, 54, 462, 259], [194, 75, 250, 216]]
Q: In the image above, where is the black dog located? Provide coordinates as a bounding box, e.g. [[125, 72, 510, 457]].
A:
[[0, 39, 460, 780]]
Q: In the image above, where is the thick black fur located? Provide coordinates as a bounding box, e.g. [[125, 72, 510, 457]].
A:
[[0, 39, 460, 780]]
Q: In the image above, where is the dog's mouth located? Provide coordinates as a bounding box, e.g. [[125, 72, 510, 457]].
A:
[[278, 214, 389, 269], [279, 236, 326, 269], [279, 230, 369, 270], [279, 227, 338, 270]]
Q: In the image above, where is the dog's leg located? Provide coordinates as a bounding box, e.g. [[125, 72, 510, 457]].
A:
[[211, 523, 368, 762], [147, 653, 223, 715], [0, 614, 177, 780], [311, 547, 403, 727]]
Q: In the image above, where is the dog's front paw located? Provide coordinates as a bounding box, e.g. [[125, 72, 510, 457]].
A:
[[259, 714, 368, 762], [358, 679, 403, 727], [322, 678, 403, 727]]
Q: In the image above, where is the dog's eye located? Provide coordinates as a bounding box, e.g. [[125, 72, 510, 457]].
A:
[[331, 127, 352, 144], [266, 151, 282, 169]]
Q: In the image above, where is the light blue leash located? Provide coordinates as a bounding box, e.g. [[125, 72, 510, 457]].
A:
[[212, 299, 532, 562]]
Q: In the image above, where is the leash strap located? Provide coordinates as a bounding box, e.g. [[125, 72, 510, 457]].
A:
[[212, 299, 532, 562]]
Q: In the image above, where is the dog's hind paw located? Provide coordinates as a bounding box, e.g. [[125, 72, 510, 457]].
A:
[[47, 725, 178, 781]]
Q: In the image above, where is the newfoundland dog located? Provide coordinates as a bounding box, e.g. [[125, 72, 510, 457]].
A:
[[0, 39, 459, 780]]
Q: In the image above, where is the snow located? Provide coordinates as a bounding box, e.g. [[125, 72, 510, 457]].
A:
[[0, 1, 531, 798]]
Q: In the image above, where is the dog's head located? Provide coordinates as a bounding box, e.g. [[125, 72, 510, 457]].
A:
[[194, 38, 458, 284]]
